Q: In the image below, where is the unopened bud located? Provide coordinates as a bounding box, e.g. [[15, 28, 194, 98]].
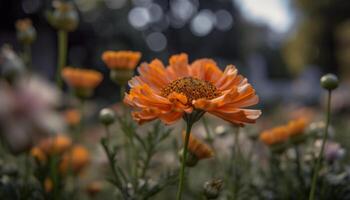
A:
[[320, 73, 339, 90], [99, 108, 116, 126], [203, 178, 223, 199], [178, 148, 199, 167], [48, 1, 79, 32]]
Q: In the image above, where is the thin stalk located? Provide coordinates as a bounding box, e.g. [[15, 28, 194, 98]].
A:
[[56, 30, 68, 88], [176, 121, 193, 200], [24, 44, 32, 71], [22, 151, 31, 199], [308, 91, 332, 200], [232, 127, 240, 200], [294, 146, 306, 195], [76, 99, 84, 142], [202, 117, 213, 143], [50, 155, 60, 200]]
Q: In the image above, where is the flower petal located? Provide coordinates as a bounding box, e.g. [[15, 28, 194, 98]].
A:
[[166, 53, 190, 79]]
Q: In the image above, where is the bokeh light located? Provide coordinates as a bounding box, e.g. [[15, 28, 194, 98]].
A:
[[146, 32, 167, 52]]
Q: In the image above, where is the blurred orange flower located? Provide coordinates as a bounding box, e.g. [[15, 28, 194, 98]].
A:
[[102, 50, 141, 70], [182, 132, 214, 160], [259, 117, 309, 146], [37, 135, 72, 155], [59, 145, 90, 174], [124, 53, 261, 126], [15, 18, 32, 31], [44, 178, 53, 192], [61, 67, 103, 89], [30, 147, 47, 163], [64, 109, 81, 126]]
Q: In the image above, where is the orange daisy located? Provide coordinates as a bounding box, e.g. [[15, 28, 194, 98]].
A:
[[259, 117, 309, 146], [102, 50, 141, 70], [62, 67, 103, 89], [124, 53, 261, 126]]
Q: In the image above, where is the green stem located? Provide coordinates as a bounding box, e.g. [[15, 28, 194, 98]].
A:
[[22, 151, 31, 199], [120, 85, 126, 101], [76, 99, 84, 142], [50, 155, 60, 200], [202, 117, 213, 143], [232, 127, 240, 200], [176, 120, 193, 200], [294, 146, 306, 195], [308, 91, 332, 200], [24, 44, 32, 71], [56, 30, 68, 89]]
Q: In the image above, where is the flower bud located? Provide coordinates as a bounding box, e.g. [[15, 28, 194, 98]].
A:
[[178, 148, 199, 167], [320, 73, 339, 90], [99, 108, 116, 126], [48, 1, 79, 32], [203, 178, 223, 199], [110, 69, 134, 86], [15, 19, 36, 45]]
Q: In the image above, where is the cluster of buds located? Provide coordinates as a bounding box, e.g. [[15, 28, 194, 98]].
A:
[[259, 117, 309, 152]]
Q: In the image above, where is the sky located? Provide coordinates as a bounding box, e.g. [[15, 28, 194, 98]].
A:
[[235, 0, 294, 33]]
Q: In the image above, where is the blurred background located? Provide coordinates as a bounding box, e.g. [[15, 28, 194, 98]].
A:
[[0, 0, 350, 106]]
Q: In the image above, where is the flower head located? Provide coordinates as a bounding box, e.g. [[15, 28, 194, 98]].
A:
[[124, 53, 261, 126], [62, 67, 103, 98], [59, 145, 90, 174], [37, 135, 72, 155], [30, 147, 47, 163], [64, 109, 81, 127], [259, 117, 309, 146], [62, 67, 102, 89], [102, 50, 141, 70]]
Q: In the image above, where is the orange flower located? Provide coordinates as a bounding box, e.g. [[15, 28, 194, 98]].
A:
[[287, 117, 308, 137], [44, 178, 53, 192], [62, 67, 103, 89], [15, 18, 32, 32], [183, 132, 214, 160], [124, 53, 261, 126], [259, 126, 289, 146], [64, 109, 81, 126], [59, 145, 90, 174], [30, 147, 47, 163], [102, 50, 141, 70], [259, 117, 309, 146], [38, 135, 72, 155]]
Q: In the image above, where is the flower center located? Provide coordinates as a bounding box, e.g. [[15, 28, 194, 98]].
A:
[[161, 77, 220, 104]]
